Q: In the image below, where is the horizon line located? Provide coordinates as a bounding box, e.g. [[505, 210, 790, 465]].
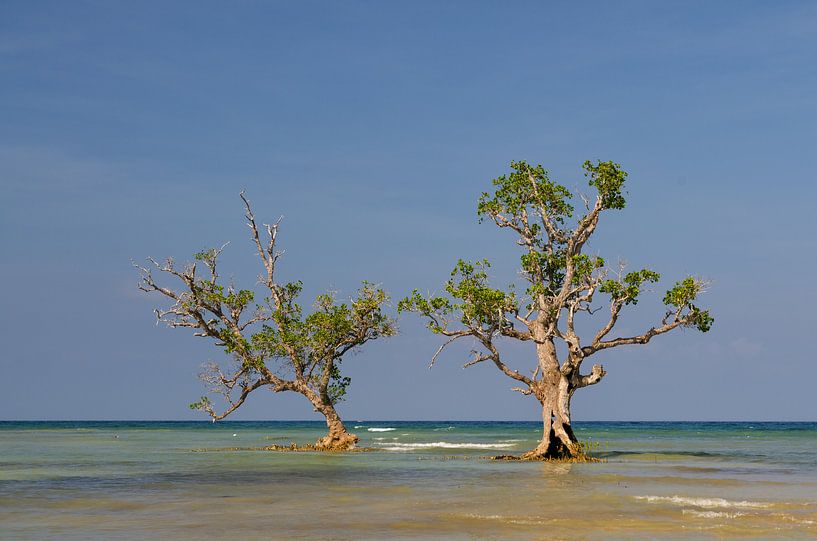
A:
[[2, 419, 815, 423]]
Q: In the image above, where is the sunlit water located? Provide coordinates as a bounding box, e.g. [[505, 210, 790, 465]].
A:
[[2, 421, 816, 540]]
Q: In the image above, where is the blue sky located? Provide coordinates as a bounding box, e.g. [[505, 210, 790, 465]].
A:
[[2, 1, 816, 421]]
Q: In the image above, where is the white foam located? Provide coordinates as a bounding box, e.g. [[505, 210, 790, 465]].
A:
[[636, 495, 771, 509], [682, 509, 745, 519], [776, 513, 817, 525], [353, 425, 365, 429], [374, 441, 516, 451], [463, 513, 549, 526], [367, 427, 396, 432]]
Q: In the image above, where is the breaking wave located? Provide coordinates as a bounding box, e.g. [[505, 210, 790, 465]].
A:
[[374, 441, 516, 451], [635, 495, 771, 509], [682, 509, 746, 519], [367, 427, 396, 432]]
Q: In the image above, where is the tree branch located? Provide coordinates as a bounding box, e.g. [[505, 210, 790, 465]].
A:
[[583, 319, 685, 355], [571, 196, 603, 252], [463, 350, 493, 368], [592, 300, 623, 345], [240, 190, 284, 300], [575, 364, 606, 388], [201, 378, 268, 421], [479, 336, 533, 385], [527, 172, 567, 245], [429, 334, 467, 368]]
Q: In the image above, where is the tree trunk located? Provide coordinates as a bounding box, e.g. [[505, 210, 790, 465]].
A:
[[313, 402, 358, 450], [523, 373, 579, 459]]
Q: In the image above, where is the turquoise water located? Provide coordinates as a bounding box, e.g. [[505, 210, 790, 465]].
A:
[[2, 421, 816, 540]]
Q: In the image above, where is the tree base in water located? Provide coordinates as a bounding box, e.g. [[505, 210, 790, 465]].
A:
[[191, 443, 374, 453], [314, 432, 359, 451], [490, 453, 603, 463]]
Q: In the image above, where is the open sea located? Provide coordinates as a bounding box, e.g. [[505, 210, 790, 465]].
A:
[[1, 421, 816, 540]]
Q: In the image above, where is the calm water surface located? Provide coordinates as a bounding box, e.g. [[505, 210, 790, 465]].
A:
[[1, 421, 816, 540]]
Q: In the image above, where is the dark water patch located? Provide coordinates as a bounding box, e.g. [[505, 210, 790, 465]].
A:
[[662, 464, 800, 476], [595, 448, 814, 466], [0, 460, 507, 496], [598, 450, 753, 460], [1, 459, 157, 468]]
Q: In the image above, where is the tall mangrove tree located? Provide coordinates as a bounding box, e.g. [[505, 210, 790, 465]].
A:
[[399, 160, 713, 459]]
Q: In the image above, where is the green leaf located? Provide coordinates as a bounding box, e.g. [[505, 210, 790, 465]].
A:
[[584, 160, 627, 210], [663, 277, 701, 307], [478, 161, 574, 226]]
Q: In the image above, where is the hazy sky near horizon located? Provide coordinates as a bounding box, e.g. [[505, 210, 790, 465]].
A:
[[2, 1, 816, 421]]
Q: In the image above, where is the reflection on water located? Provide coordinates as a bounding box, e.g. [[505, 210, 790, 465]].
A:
[[1, 421, 816, 540]]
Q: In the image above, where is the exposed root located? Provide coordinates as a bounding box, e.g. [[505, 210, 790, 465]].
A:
[[314, 431, 359, 451], [489, 453, 603, 463], [191, 443, 374, 453], [495, 439, 604, 463]]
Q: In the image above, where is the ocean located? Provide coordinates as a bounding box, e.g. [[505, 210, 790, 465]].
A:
[[1, 421, 815, 540]]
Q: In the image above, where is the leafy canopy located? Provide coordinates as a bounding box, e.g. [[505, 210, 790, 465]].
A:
[[400, 159, 713, 355], [663, 277, 714, 332], [250, 281, 395, 403], [600, 269, 661, 305], [185, 248, 395, 406], [398, 260, 516, 334], [584, 159, 627, 210], [477, 160, 574, 228]]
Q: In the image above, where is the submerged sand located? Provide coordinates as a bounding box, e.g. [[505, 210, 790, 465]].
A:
[[1, 421, 816, 540]]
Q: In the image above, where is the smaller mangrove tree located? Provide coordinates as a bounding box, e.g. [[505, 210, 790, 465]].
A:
[[136, 193, 395, 450]]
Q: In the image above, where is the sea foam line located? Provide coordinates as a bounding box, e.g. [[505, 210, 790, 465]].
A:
[[463, 513, 551, 526], [682, 509, 746, 519], [374, 441, 516, 451], [636, 495, 771, 509], [367, 427, 396, 432]]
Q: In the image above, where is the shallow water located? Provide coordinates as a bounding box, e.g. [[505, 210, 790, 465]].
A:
[[1, 421, 816, 540]]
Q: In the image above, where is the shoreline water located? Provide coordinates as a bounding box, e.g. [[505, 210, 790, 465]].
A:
[[2, 421, 816, 540]]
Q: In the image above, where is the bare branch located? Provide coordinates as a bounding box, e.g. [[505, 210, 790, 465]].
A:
[[429, 335, 465, 368], [463, 350, 493, 368], [479, 337, 533, 385], [240, 190, 284, 295], [577, 189, 592, 212], [499, 325, 533, 341], [202, 378, 269, 421], [583, 319, 684, 356], [592, 300, 623, 345], [575, 364, 606, 388], [571, 195, 603, 252]]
